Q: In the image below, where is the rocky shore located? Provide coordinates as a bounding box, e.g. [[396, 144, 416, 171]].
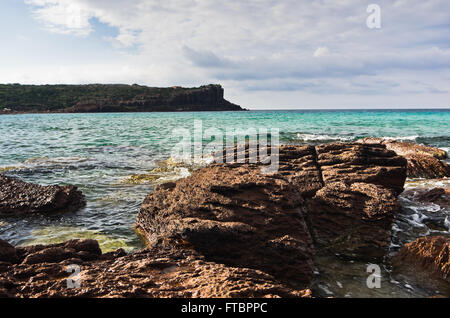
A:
[[1, 139, 449, 297], [358, 138, 450, 179], [0, 175, 85, 216]]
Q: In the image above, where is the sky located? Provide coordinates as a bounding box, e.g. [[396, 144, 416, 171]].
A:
[[0, 0, 450, 109]]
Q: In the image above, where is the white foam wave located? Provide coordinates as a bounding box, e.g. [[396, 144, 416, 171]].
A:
[[382, 136, 419, 141], [295, 133, 353, 142]]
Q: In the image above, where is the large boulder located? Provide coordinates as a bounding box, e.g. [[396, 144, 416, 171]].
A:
[[357, 138, 449, 179], [137, 143, 407, 280], [0, 239, 310, 298], [137, 163, 316, 288], [0, 175, 86, 215]]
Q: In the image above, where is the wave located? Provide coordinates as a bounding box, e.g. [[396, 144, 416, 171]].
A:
[[121, 157, 193, 185], [0, 156, 94, 174]]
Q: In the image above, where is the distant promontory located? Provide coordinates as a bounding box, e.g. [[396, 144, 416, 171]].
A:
[[0, 84, 245, 113]]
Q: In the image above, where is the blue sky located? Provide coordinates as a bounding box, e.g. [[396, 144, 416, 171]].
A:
[[1, 0, 450, 109]]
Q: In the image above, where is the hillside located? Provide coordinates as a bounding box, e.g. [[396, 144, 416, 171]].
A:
[[0, 84, 244, 113]]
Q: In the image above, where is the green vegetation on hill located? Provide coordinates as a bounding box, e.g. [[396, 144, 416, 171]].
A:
[[0, 83, 242, 112]]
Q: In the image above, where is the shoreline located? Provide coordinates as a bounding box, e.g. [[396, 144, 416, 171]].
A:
[[1, 138, 449, 298]]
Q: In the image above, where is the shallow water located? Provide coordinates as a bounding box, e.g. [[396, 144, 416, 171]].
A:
[[0, 110, 449, 297]]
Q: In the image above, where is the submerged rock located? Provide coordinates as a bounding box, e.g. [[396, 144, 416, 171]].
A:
[[0, 175, 85, 215], [403, 186, 450, 212], [357, 138, 450, 179], [0, 239, 310, 298]]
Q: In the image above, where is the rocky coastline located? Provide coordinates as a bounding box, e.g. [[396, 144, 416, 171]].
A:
[[0, 139, 449, 298], [0, 84, 245, 113]]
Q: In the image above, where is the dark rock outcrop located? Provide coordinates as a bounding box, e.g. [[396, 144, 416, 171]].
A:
[[357, 138, 450, 179], [0, 175, 86, 215], [0, 239, 310, 298], [392, 236, 450, 295]]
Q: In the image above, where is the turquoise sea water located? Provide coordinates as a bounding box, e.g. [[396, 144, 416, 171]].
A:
[[0, 109, 449, 297]]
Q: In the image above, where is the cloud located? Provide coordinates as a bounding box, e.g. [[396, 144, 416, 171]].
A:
[[15, 0, 450, 107], [313, 47, 330, 58]]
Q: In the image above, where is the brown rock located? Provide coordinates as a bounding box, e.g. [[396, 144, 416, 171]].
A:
[[357, 138, 449, 179], [0, 240, 310, 298], [392, 236, 450, 295], [306, 182, 400, 259], [137, 143, 407, 279], [316, 143, 407, 195], [0, 240, 18, 264], [137, 163, 315, 288], [18, 239, 102, 265], [0, 174, 86, 215]]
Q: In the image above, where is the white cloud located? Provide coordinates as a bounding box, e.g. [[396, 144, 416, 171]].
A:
[[313, 47, 330, 58], [14, 0, 450, 108]]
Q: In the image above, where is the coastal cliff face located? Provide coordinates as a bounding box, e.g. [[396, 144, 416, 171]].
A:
[[0, 84, 244, 113]]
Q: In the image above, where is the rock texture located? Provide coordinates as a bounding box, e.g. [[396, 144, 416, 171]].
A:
[[0, 239, 310, 298], [306, 182, 400, 259], [0, 175, 85, 215], [392, 236, 450, 295], [137, 163, 316, 288], [357, 138, 450, 179], [137, 143, 407, 285], [305, 143, 406, 259]]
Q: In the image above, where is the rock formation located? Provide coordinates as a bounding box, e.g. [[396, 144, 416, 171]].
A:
[[137, 142, 407, 290], [0, 175, 85, 215], [392, 236, 450, 296], [0, 239, 310, 298], [357, 138, 450, 179], [0, 142, 413, 297]]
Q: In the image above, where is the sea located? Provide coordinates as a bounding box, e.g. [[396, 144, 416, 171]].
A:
[[0, 109, 449, 297]]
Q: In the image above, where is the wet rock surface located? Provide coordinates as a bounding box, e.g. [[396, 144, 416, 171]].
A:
[[392, 236, 450, 296], [403, 187, 450, 212], [357, 138, 450, 179], [0, 239, 310, 298], [0, 174, 86, 216]]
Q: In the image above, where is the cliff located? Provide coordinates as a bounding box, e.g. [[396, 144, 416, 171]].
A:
[[0, 84, 244, 113]]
